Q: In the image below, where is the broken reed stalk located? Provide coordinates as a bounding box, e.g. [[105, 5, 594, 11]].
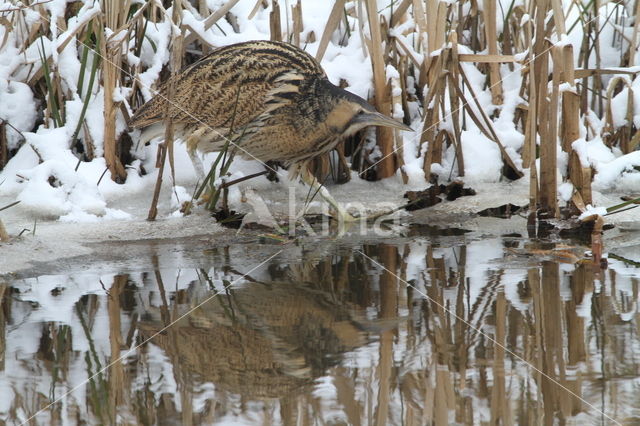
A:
[[390, 60, 408, 184], [621, 83, 635, 154], [521, 10, 535, 169], [561, 45, 579, 153], [420, 52, 445, 179], [102, 0, 127, 183], [390, 0, 412, 25], [533, 0, 554, 216], [483, 0, 503, 105], [364, 0, 395, 179], [562, 44, 592, 209], [539, 44, 561, 218], [420, 0, 448, 178], [630, 0, 640, 67], [591, 2, 604, 116], [447, 34, 465, 177], [604, 77, 635, 153], [456, 64, 523, 179], [0, 219, 8, 242], [291, 0, 302, 47], [315, 0, 345, 62], [183, 0, 241, 46], [269, 0, 282, 42], [425, 0, 446, 55]]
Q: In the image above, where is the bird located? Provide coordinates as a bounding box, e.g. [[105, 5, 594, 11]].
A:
[[130, 40, 411, 221]]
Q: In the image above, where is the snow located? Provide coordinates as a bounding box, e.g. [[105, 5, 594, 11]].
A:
[[579, 204, 608, 220], [3, 2, 640, 425], [0, 0, 638, 268], [0, 80, 36, 149], [16, 159, 107, 218], [593, 151, 640, 191], [460, 130, 502, 182], [558, 181, 573, 202], [137, 19, 173, 102]]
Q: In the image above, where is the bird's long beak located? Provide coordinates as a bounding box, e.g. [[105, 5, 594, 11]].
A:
[[358, 111, 412, 131]]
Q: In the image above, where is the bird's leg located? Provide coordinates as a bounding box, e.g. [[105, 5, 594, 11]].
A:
[[300, 166, 357, 223], [187, 148, 205, 181], [185, 127, 209, 181]]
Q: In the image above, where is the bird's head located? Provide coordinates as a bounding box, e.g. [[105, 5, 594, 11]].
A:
[[324, 83, 412, 137]]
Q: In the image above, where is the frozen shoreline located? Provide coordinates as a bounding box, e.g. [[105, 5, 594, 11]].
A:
[[2, 173, 639, 277]]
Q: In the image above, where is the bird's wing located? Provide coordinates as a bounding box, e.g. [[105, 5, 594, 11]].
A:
[[244, 71, 307, 132], [130, 71, 275, 130], [130, 41, 324, 132]]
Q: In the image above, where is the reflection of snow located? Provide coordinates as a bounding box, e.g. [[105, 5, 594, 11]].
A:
[[2, 236, 640, 424]]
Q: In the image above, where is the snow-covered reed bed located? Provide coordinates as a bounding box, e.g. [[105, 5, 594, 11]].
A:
[[1, 0, 639, 226]]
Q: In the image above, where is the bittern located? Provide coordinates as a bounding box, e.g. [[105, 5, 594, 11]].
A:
[[130, 40, 411, 221]]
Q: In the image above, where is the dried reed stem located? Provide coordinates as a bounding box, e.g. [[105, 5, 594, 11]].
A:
[[270, 0, 282, 42], [148, 3, 183, 220], [102, 1, 127, 183], [291, 0, 303, 47], [448, 33, 464, 177], [0, 219, 8, 242], [0, 122, 7, 169], [483, 0, 503, 105], [315, 0, 345, 62], [540, 45, 561, 217], [364, 0, 395, 178], [183, 0, 241, 46], [562, 44, 592, 209]]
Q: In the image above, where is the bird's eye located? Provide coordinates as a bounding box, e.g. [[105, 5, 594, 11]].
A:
[[358, 109, 365, 115]]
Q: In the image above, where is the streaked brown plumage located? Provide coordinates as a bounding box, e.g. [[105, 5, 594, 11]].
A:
[[130, 40, 410, 219]]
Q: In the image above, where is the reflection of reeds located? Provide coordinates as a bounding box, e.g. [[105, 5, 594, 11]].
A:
[[76, 300, 112, 424], [107, 275, 127, 417], [374, 245, 397, 425], [4, 240, 640, 422], [0, 284, 5, 370]]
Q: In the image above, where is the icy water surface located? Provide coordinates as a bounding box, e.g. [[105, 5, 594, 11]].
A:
[[1, 233, 640, 425]]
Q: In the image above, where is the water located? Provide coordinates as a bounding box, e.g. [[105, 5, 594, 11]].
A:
[[1, 233, 640, 425]]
